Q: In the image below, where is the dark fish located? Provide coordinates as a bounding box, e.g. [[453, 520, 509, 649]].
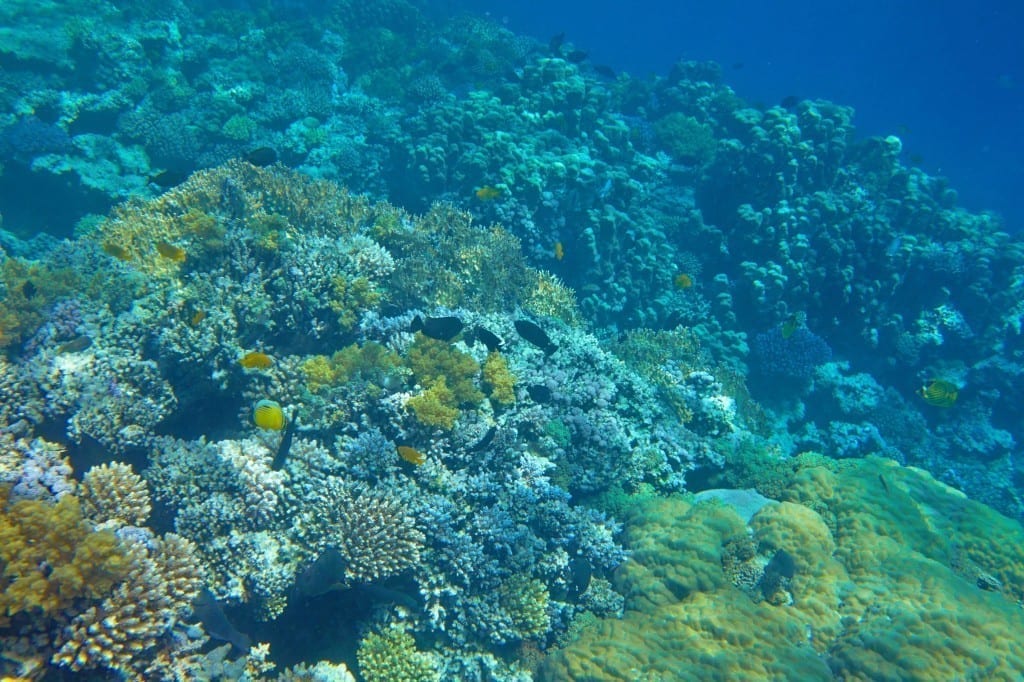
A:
[[764, 549, 797, 581], [664, 310, 685, 329], [21, 280, 37, 299], [780, 95, 800, 109], [548, 32, 565, 53], [732, 61, 745, 70], [410, 315, 463, 341], [296, 548, 347, 597], [514, 319, 557, 354], [191, 588, 252, 653], [271, 413, 298, 471], [527, 384, 552, 403], [56, 336, 92, 354], [149, 169, 189, 188], [360, 583, 420, 610], [565, 49, 588, 64], [474, 326, 503, 352], [593, 64, 617, 79], [469, 425, 497, 452], [567, 555, 592, 599], [244, 146, 278, 167], [878, 474, 890, 493]]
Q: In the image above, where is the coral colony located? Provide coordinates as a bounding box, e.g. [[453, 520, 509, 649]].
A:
[[1, 1, 1023, 680]]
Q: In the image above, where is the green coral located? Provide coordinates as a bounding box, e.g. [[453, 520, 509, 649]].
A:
[[543, 458, 1024, 680], [222, 114, 258, 141], [499, 574, 551, 640], [329, 274, 382, 332], [482, 351, 516, 405], [652, 112, 717, 164], [357, 625, 440, 682]]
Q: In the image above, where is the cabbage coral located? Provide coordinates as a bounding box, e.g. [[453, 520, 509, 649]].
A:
[[0, 488, 130, 623]]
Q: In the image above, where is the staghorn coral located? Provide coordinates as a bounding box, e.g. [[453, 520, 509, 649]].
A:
[[52, 531, 203, 676], [80, 461, 151, 526], [0, 434, 75, 501], [357, 625, 440, 682], [304, 479, 424, 585]]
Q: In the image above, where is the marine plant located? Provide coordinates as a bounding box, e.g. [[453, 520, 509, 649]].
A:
[[652, 112, 718, 164]]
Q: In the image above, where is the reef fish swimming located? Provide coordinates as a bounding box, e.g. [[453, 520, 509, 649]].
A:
[[514, 319, 558, 355], [253, 399, 287, 430], [410, 315, 463, 341]]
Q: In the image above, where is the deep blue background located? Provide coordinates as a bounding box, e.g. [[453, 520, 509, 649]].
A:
[[452, 0, 1024, 231]]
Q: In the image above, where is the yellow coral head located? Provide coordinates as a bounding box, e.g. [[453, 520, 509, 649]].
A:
[[253, 399, 287, 430]]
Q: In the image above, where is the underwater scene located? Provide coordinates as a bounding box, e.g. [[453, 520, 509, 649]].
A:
[[1, 1, 1023, 680]]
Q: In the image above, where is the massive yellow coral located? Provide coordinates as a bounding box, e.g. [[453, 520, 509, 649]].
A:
[[542, 458, 1024, 680]]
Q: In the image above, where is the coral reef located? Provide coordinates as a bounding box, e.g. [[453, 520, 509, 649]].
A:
[[543, 457, 1024, 680], [1, 2, 1023, 676]]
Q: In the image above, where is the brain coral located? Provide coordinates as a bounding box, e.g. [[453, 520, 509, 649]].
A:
[[541, 457, 1024, 680]]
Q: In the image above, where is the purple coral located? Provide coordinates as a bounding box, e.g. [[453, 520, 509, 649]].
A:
[[752, 325, 833, 381]]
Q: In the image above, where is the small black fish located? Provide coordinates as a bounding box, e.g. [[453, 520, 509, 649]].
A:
[[244, 146, 278, 167], [474, 326, 503, 352], [295, 548, 347, 598], [764, 549, 797, 581], [56, 336, 92, 354], [149, 169, 189, 188], [191, 588, 252, 653], [593, 64, 616, 79], [21, 280, 37, 299], [271, 413, 298, 471], [411, 315, 463, 341], [527, 384, 553, 403], [514, 319, 557, 354], [565, 49, 588, 64], [732, 61, 745, 70], [548, 32, 565, 53], [469, 425, 497, 452], [780, 95, 800, 109]]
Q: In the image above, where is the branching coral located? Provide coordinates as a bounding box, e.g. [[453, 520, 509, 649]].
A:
[[52, 531, 203, 675], [305, 480, 425, 585], [357, 625, 440, 682], [80, 461, 151, 526]]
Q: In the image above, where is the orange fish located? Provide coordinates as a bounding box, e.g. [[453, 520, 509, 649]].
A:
[[475, 185, 502, 201], [156, 240, 187, 262], [673, 272, 693, 289], [554, 241, 565, 261], [239, 351, 274, 369], [103, 242, 132, 261], [397, 445, 426, 465]]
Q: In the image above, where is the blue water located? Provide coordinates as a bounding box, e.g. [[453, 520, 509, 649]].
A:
[[460, 0, 1024, 231]]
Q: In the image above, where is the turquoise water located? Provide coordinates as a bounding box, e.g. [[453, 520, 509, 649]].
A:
[[1, 2, 1022, 680]]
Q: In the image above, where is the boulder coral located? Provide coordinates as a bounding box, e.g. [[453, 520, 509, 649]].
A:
[[541, 457, 1024, 680]]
